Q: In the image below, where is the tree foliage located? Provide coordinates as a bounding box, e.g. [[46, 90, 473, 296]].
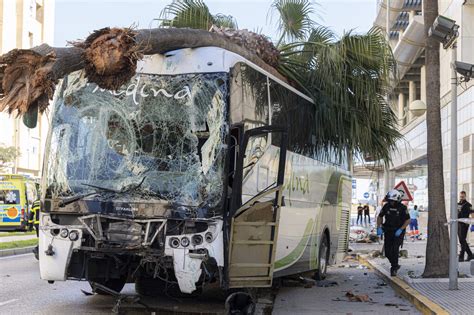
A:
[[160, 0, 237, 30], [0, 145, 19, 169], [159, 0, 401, 164]]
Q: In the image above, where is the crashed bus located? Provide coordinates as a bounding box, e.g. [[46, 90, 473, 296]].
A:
[[38, 46, 351, 296]]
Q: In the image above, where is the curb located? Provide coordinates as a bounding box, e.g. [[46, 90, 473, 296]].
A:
[[0, 246, 36, 258], [357, 254, 449, 315]]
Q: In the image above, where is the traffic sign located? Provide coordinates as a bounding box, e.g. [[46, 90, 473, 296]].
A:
[[363, 192, 370, 199], [394, 181, 413, 201]]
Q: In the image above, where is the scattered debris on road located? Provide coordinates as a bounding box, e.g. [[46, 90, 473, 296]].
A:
[[345, 291, 372, 302], [316, 280, 338, 287]]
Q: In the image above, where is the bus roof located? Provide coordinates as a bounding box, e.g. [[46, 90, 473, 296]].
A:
[[136, 46, 314, 104]]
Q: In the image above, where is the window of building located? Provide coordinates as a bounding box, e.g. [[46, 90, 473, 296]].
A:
[[463, 135, 470, 153]]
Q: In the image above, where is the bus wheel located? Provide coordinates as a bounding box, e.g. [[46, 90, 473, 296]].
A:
[[89, 276, 127, 295], [314, 234, 329, 280]]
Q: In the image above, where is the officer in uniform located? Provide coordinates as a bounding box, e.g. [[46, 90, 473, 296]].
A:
[[458, 191, 473, 261], [377, 190, 411, 276], [28, 199, 40, 257]]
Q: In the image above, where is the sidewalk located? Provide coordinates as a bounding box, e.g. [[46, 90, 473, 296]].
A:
[[353, 240, 474, 314]]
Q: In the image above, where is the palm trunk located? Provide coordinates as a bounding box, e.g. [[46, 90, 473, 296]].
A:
[[0, 27, 283, 115], [422, 0, 450, 278]]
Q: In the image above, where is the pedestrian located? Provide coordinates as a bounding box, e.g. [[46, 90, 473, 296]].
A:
[[377, 190, 410, 276], [28, 198, 40, 258], [356, 204, 363, 225], [458, 191, 473, 262], [409, 205, 420, 241], [364, 204, 371, 225]]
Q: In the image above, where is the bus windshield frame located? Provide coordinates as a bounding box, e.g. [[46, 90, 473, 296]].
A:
[[44, 71, 230, 218]]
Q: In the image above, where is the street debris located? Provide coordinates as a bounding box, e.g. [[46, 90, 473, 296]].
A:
[[399, 250, 408, 258], [345, 291, 372, 302], [349, 226, 379, 243], [316, 280, 338, 287]]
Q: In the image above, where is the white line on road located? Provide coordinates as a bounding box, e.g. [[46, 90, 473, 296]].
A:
[[0, 299, 18, 307]]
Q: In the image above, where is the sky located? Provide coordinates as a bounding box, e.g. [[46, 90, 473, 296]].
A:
[[54, 0, 376, 46]]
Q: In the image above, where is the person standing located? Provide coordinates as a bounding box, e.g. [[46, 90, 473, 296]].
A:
[[28, 199, 40, 258], [409, 205, 420, 241], [458, 191, 473, 262], [377, 190, 410, 276], [364, 204, 371, 225], [356, 204, 363, 225]]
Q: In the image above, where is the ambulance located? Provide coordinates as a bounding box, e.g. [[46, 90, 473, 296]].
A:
[[0, 174, 38, 231]]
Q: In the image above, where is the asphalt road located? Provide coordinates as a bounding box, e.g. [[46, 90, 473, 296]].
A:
[[1, 253, 420, 315], [0, 253, 225, 315]]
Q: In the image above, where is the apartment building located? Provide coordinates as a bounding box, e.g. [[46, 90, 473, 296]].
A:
[[0, 0, 55, 177]]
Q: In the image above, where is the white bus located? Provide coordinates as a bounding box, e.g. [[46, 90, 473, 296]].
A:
[[38, 46, 351, 296]]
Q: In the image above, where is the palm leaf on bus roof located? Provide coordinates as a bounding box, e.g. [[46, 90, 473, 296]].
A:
[[160, 0, 238, 30], [278, 26, 400, 163]]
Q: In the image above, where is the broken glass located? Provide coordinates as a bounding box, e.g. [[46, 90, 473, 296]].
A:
[[45, 70, 229, 217]]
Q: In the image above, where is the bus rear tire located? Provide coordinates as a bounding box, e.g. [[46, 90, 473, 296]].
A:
[[314, 234, 329, 280]]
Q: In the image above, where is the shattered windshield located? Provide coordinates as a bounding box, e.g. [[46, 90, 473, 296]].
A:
[[45, 71, 229, 216]]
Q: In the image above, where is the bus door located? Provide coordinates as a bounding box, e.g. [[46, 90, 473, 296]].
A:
[[227, 126, 287, 288]]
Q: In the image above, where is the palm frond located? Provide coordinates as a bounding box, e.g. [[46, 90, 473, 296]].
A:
[[278, 26, 401, 163], [213, 14, 238, 29], [270, 0, 318, 46], [160, 0, 238, 30]]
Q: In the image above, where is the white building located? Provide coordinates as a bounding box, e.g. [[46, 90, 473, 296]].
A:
[[367, 0, 474, 211], [0, 0, 55, 177]]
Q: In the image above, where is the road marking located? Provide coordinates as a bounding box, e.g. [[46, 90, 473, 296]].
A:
[[0, 299, 18, 307]]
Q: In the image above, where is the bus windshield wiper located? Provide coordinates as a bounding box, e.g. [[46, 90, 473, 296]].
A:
[[58, 192, 98, 207], [81, 176, 147, 195], [81, 183, 121, 193]]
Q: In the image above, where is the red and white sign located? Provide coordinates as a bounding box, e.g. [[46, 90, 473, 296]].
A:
[[394, 181, 414, 201]]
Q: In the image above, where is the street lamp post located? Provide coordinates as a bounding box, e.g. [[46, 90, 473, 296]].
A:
[[429, 15, 459, 290]]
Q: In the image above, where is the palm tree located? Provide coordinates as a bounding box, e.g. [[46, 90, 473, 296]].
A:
[[422, 0, 450, 278], [0, 0, 401, 164], [159, 0, 401, 162]]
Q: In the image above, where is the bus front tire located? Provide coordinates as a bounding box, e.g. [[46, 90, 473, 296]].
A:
[[314, 234, 329, 280], [89, 276, 127, 295]]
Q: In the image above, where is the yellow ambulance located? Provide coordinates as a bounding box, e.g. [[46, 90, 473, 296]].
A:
[[0, 174, 38, 231]]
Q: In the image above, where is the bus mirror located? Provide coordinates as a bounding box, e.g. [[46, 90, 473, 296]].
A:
[[22, 105, 38, 129]]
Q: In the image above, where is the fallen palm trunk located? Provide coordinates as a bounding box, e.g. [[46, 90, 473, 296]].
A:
[[0, 27, 283, 116]]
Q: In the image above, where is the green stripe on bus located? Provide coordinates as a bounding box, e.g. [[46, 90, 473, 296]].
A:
[[274, 219, 314, 270]]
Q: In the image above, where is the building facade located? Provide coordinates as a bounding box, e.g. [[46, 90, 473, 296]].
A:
[[0, 0, 55, 177], [370, 0, 474, 213]]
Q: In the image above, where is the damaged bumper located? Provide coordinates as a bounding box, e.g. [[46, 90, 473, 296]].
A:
[[39, 212, 224, 294]]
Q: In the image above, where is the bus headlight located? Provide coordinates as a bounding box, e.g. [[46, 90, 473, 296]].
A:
[[60, 228, 69, 238], [181, 237, 190, 247], [170, 237, 180, 248], [192, 234, 203, 246], [205, 232, 213, 243], [69, 230, 79, 241]]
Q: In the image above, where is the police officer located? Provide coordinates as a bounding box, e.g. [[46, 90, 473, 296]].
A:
[[28, 199, 40, 258], [458, 191, 473, 262], [377, 190, 411, 276]]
